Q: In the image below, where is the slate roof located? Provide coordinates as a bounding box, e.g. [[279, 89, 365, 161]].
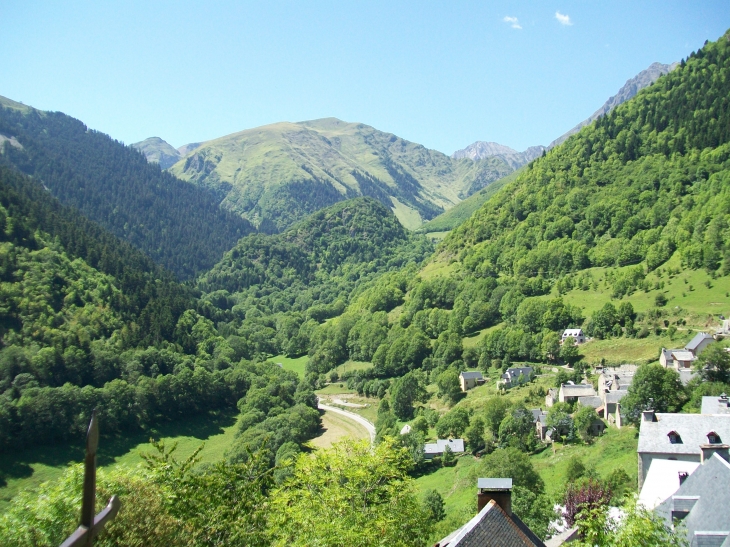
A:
[[578, 396, 603, 409], [701, 395, 730, 415], [655, 454, 730, 546], [661, 348, 676, 363], [460, 371, 483, 380], [638, 413, 730, 456], [560, 383, 596, 397], [478, 478, 513, 490], [671, 350, 696, 362], [447, 499, 546, 547], [530, 409, 543, 422], [424, 439, 465, 454], [638, 458, 700, 510], [685, 332, 714, 352], [605, 391, 628, 404], [502, 367, 533, 380], [562, 329, 583, 338]]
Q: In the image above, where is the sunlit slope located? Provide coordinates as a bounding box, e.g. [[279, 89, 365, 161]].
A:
[[168, 118, 512, 231], [442, 30, 730, 281]]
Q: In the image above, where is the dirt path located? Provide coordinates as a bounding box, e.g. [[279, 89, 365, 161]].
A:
[[317, 402, 376, 445]]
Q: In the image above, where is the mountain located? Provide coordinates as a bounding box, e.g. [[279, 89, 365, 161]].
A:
[[131, 136, 181, 169], [0, 97, 255, 279], [548, 61, 679, 149], [165, 118, 512, 231], [416, 168, 523, 234], [451, 61, 678, 176], [451, 142, 546, 169]]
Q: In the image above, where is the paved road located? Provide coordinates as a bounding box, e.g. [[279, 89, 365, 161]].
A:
[[317, 402, 376, 445]]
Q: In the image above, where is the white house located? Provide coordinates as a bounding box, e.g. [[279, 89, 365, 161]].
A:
[[637, 409, 730, 489], [558, 382, 596, 403], [424, 439, 465, 459], [561, 328, 585, 344]]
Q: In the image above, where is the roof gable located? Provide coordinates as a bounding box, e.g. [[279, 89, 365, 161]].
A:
[[685, 332, 713, 351], [448, 500, 546, 547], [638, 414, 730, 455]]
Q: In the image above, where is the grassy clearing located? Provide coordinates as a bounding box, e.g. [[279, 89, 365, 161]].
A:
[[419, 259, 459, 281], [269, 354, 309, 378], [0, 411, 239, 512], [531, 426, 639, 497], [332, 360, 372, 376], [557, 255, 730, 322], [307, 409, 370, 449]]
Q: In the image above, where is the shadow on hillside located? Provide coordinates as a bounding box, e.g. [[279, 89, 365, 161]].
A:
[[0, 410, 238, 482]]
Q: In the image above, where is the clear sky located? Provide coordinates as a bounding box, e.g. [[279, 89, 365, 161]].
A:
[[2, 1, 728, 154]]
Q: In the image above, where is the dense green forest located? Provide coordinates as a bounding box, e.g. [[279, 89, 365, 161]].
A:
[[197, 197, 433, 362], [260, 30, 730, 388], [0, 164, 317, 455], [0, 101, 254, 279]]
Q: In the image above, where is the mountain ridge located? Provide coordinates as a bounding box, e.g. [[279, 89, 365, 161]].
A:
[[162, 117, 513, 231]]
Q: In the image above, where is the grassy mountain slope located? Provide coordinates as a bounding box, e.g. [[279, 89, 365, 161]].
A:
[[130, 136, 181, 169], [0, 98, 254, 280], [417, 168, 523, 234], [168, 118, 512, 231], [282, 30, 730, 387]]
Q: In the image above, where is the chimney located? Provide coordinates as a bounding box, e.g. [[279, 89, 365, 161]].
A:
[[720, 393, 729, 408], [642, 409, 656, 422], [678, 471, 689, 485], [700, 444, 730, 464], [477, 478, 513, 515]]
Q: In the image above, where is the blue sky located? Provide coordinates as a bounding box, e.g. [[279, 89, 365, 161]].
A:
[[1, 1, 728, 154]]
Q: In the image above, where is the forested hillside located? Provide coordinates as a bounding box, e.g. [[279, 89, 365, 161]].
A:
[[265, 30, 730, 386], [0, 164, 316, 454], [167, 118, 513, 230], [197, 197, 433, 361], [0, 99, 254, 280]]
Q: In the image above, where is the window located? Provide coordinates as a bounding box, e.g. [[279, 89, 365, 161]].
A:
[[668, 431, 682, 444], [707, 431, 721, 444]]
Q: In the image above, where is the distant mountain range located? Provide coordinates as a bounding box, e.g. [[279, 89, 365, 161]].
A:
[[451, 61, 679, 163], [452, 142, 545, 168], [128, 60, 679, 233], [135, 118, 513, 231]]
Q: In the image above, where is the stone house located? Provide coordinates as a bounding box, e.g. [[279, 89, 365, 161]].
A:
[[459, 371, 485, 392], [434, 478, 546, 547], [499, 366, 533, 388], [637, 409, 730, 489], [558, 382, 596, 404]]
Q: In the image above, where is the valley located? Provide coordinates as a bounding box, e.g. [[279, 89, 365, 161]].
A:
[[0, 23, 729, 547]]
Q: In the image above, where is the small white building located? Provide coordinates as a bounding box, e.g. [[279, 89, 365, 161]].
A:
[[424, 439, 465, 459], [558, 382, 596, 403], [561, 328, 585, 344]]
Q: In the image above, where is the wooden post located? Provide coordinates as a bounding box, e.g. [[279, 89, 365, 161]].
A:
[[59, 410, 121, 547]]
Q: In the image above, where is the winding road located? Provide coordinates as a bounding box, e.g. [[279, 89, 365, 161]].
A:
[[317, 402, 376, 445]]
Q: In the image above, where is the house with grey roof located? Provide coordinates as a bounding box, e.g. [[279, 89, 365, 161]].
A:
[[654, 453, 730, 547], [578, 396, 603, 410], [701, 393, 730, 415], [530, 409, 550, 441], [459, 371, 485, 392], [685, 331, 714, 357], [558, 383, 596, 403], [604, 391, 628, 428], [561, 328, 585, 344], [637, 409, 730, 489], [434, 478, 546, 547], [545, 388, 558, 408], [499, 367, 533, 388], [424, 439, 465, 459]]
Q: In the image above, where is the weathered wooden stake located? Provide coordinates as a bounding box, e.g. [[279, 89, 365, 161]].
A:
[[59, 410, 121, 547]]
